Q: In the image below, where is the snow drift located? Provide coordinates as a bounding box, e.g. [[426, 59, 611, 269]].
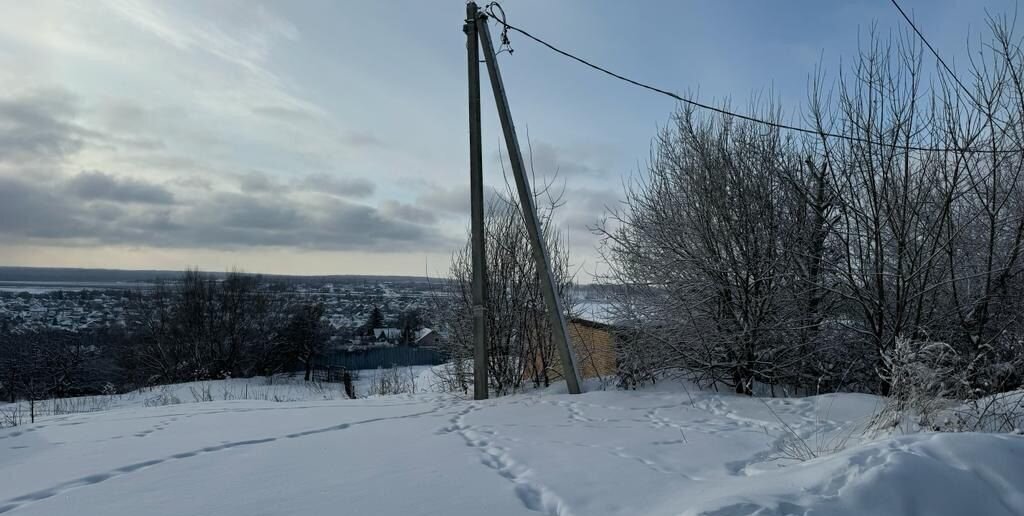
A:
[[679, 432, 1024, 516]]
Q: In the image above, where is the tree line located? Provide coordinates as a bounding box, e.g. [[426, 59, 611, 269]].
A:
[[598, 18, 1024, 400], [0, 270, 330, 405]]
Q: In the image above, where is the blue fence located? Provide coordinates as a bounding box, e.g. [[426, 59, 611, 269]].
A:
[[325, 346, 443, 371]]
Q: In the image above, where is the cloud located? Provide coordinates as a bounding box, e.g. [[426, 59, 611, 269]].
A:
[[83, 202, 126, 222], [169, 193, 450, 251], [170, 175, 214, 190], [0, 90, 164, 172], [567, 186, 623, 215], [212, 193, 305, 231], [239, 171, 377, 199], [414, 183, 515, 220], [103, 0, 296, 83], [417, 184, 470, 215], [0, 176, 87, 239], [495, 141, 615, 179], [0, 85, 443, 255], [380, 200, 439, 225], [498, 185, 621, 260], [0, 90, 86, 166], [97, 99, 148, 130], [0, 173, 453, 253], [557, 187, 621, 238], [298, 173, 375, 198], [252, 105, 321, 123], [343, 130, 383, 148], [237, 171, 276, 193], [67, 170, 175, 204]]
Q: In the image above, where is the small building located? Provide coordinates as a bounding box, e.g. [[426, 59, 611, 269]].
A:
[[413, 328, 441, 348], [567, 318, 618, 379], [373, 327, 401, 343], [525, 317, 619, 383]]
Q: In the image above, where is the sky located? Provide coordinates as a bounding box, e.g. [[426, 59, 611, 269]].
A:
[[0, 0, 1017, 280]]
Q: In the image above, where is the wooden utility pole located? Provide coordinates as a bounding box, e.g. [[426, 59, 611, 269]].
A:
[[475, 14, 582, 394], [465, 2, 489, 400]]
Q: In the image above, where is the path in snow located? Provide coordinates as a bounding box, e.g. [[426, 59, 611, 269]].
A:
[[0, 382, 1020, 516]]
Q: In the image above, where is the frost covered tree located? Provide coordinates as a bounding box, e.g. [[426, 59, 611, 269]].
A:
[[601, 18, 1024, 399], [597, 101, 827, 394], [438, 185, 575, 396]]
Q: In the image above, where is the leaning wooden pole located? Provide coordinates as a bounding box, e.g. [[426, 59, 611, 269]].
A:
[[465, 2, 489, 400], [476, 14, 582, 394]]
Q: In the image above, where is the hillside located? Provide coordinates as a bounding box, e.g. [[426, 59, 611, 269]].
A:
[[0, 377, 1022, 515]]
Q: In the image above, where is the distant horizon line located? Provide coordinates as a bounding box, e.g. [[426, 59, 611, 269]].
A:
[[0, 265, 608, 286], [0, 265, 450, 282]]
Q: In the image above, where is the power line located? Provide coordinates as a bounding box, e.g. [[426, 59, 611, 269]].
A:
[[888, 0, 981, 108], [888, 0, 1013, 140], [480, 5, 1017, 155]]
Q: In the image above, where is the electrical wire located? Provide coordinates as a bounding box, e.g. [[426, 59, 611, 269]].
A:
[[888, 0, 1013, 141], [478, 3, 1018, 155], [889, 0, 981, 108]]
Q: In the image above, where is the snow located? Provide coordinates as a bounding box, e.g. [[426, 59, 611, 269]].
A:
[[676, 432, 1024, 516], [574, 300, 616, 325], [0, 374, 1021, 516], [4, 367, 442, 419]]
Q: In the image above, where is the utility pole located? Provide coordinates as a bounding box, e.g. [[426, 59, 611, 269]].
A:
[[465, 2, 489, 400], [476, 14, 582, 394]]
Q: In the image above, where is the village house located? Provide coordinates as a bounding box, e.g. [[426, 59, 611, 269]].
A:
[[413, 328, 441, 348], [525, 317, 620, 383]]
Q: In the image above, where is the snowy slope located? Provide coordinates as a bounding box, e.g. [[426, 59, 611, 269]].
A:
[[0, 379, 1021, 516], [4, 366, 441, 419]]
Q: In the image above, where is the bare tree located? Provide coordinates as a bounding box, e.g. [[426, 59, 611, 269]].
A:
[[597, 99, 817, 394], [280, 302, 328, 382], [440, 179, 575, 395], [603, 18, 1024, 399]]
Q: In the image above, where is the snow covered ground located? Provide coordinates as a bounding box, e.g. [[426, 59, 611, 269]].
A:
[[2, 366, 439, 419], [0, 374, 1022, 515]]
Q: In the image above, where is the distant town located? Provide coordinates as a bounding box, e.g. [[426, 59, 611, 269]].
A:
[[0, 267, 447, 351]]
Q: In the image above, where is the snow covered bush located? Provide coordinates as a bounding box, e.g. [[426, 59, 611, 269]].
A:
[[870, 338, 962, 433], [144, 387, 182, 407], [946, 391, 1024, 434], [365, 366, 418, 397], [189, 384, 214, 403], [0, 403, 25, 428], [870, 336, 1024, 434]]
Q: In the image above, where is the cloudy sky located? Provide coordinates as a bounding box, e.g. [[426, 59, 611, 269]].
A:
[[0, 0, 1014, 279]]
